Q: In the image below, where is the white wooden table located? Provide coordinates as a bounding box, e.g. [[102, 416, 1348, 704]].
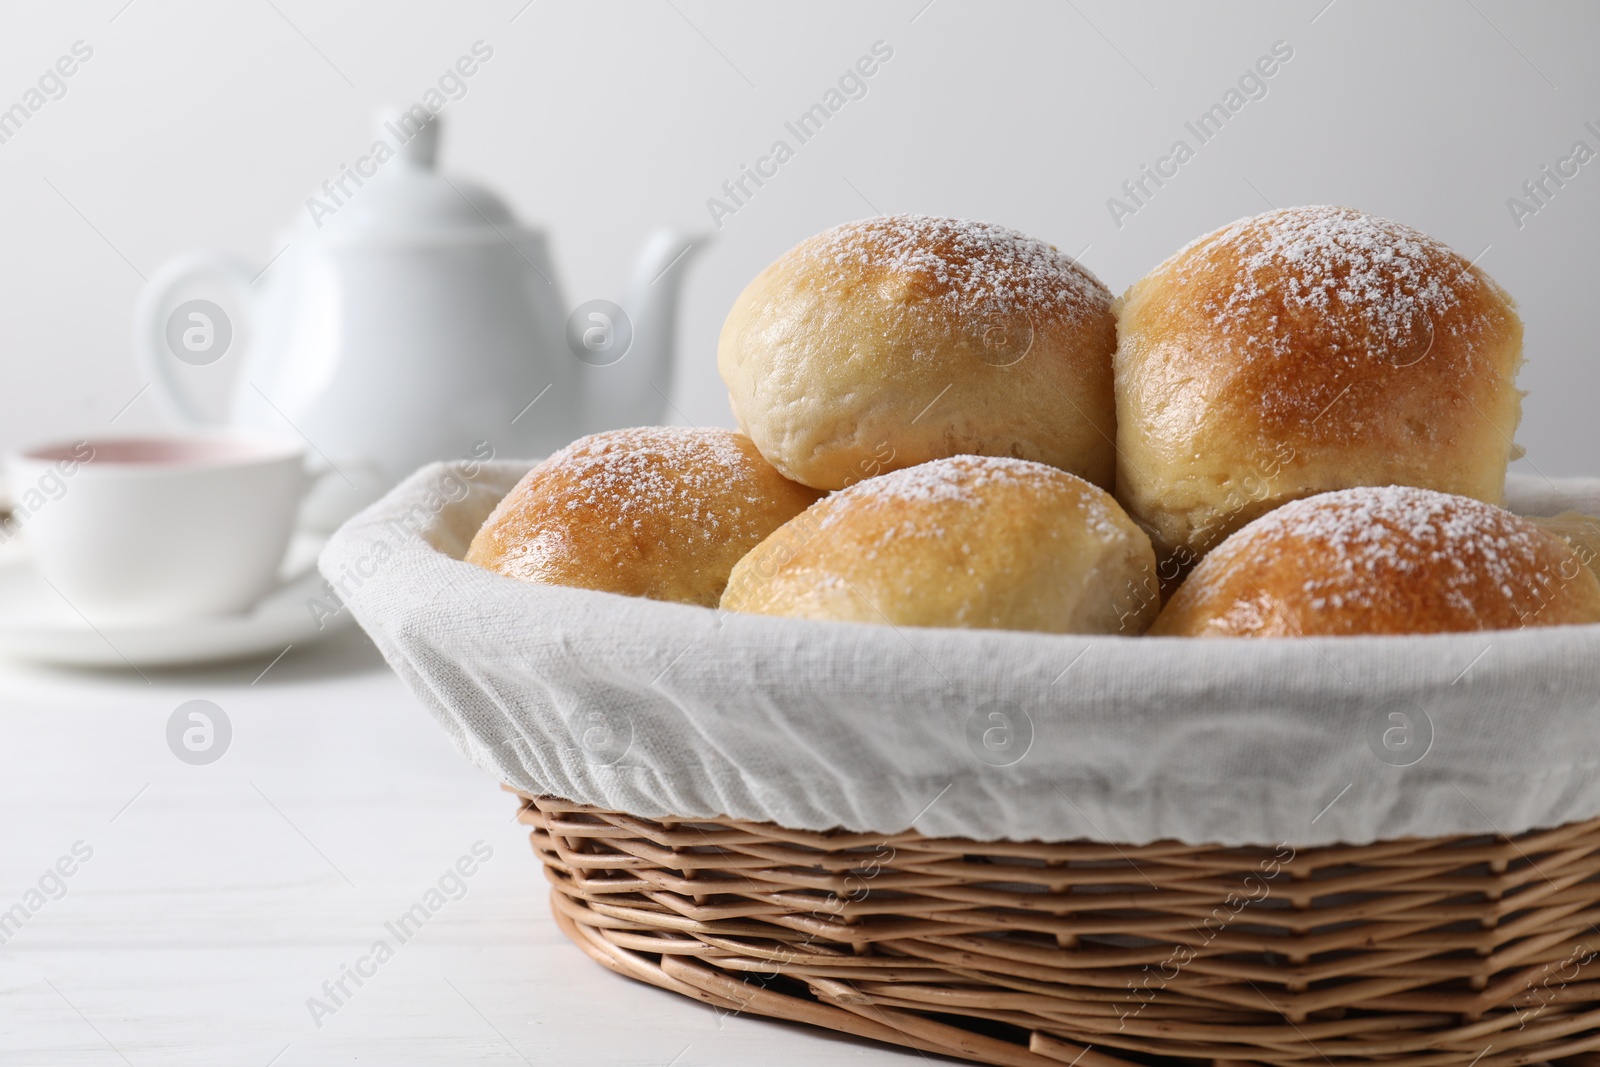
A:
[[0, 628, 933, 1065]]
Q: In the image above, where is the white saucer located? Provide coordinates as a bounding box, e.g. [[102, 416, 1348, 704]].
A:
[[0, 535, 352, 668]]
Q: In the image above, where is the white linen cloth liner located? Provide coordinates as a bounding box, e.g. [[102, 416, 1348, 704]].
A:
[[321, 461, 1600, 848]]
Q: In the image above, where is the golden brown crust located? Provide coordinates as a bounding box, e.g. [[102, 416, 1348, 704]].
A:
[[465, 427, 821, 607], [722, 456, 1159, 634], [1151, 487, 1600, 637], [719, 215, 1117, 491], [1115, 206, 1524, 575], [1531, 512, 1600, 585]]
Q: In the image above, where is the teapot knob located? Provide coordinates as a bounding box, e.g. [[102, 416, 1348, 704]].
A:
[[376, 107, 439, 169]]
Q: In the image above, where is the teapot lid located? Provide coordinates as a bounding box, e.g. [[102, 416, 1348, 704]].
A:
[[300, 110, 520, 238]]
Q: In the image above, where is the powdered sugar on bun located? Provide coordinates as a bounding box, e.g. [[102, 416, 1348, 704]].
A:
[[723, 456, 1157, 634], [1152, 486, 1600, 637], [1114, 206, 1525, 573], [1137, 205, 1517, 432], [719, 215, 1118, 492], [541, 427, 759, 538], [819, 455, 1124, 543], [1171, 206, 1480, 364], [465, 427, 821, 607], [800, 214, 1109, 327]]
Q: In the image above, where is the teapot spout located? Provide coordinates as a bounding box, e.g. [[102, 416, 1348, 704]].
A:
[[585, 229, 709, 431]]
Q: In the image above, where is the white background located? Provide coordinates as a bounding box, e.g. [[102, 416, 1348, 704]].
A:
[[0, 0, 1596, 475]]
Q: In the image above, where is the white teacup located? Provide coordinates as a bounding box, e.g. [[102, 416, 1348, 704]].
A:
[[5, 433, 311, 624]]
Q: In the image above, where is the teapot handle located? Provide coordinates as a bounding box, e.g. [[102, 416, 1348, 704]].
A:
[[133, 251, 258, 425]]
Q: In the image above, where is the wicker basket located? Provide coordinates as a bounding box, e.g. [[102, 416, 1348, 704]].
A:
[[514, 790, 1600, 1067]]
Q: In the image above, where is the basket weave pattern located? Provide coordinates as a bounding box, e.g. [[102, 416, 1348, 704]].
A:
[[515, 791, 1600, 1066]]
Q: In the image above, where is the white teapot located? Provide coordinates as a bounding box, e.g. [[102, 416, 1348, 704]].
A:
[[135, 112, 706, 529]]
